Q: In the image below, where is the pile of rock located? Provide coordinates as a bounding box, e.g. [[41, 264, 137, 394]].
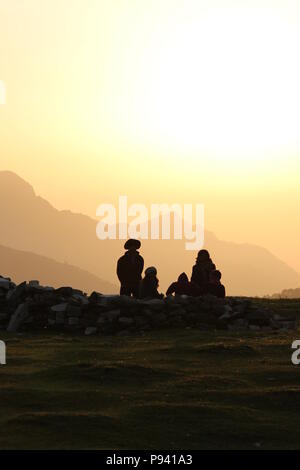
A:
[[0, 275, 297, 335]]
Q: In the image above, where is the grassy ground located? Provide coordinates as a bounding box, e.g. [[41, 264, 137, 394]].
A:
[[1, 298, 300, 450]]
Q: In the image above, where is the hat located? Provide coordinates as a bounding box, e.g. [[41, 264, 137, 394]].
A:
[[124, 239, 141, 250], [145, 266, 157, 276]]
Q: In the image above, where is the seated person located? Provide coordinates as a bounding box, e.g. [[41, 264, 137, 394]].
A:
[[191, 249, 215, 295], [207, 270, 226, 298], [166, 272, 200, 296], [139, 267, 164, 299]]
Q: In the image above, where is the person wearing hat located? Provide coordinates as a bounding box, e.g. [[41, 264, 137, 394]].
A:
[[139, 266, 163, 299], [117, 239, 144, 297]]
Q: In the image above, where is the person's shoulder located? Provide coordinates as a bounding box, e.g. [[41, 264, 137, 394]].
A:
[[219, 284, 226, 297], [168, 282, 177, 290]]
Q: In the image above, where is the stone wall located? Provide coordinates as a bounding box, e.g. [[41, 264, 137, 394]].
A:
[[0, 276, 297, 335]]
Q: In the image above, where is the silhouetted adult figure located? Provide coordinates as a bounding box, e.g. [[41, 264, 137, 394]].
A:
[[117, 239, 144, 297], [207, 270, 226, 298], [191, 249, 215, 295], [166, 272, 199, 297], [139, 267, 163, 299]]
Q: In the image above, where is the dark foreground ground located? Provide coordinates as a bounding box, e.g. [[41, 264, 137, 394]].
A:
[[1, 298, 300, 450]]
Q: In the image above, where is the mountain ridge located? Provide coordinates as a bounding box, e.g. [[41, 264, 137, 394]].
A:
[[1, 170, 299, 296]]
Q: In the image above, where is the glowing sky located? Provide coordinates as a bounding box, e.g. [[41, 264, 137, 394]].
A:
[[1, 0, 300, 272]]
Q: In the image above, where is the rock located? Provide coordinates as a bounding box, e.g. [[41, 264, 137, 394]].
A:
[[51, 303, 68, 313], [0, 273, 297, 334], [55, 287, 73, 297], [105, 309, 121, 322], [119, 316, 134, 326], [89, 291, 103, 303], [151, 312, 167, 326], [6, 281, 27, 306], [168, 307, 186, 317], [67, 305, 82, 317], [135, 316, 149, 328], [249, 325, 261, 331], [0, 279, 10, 290], [228, 319, 248, 330], [72, 294, 89, 305], [97, 295, 120, 307], [56, 312, 65, 325], [85, 326, 98, 336], [275, 320, 297, 330], [7, 303, 29, 332], [141, 299, 164, 311]]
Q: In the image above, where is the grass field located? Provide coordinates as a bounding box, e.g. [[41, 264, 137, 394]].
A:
[[1, 298, 300, 450]]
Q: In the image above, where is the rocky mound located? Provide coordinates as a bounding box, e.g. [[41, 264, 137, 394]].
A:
[[0, 275, 297, 335]]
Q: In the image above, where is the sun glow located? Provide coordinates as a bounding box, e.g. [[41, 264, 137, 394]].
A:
[[102, 5, 300, 166]]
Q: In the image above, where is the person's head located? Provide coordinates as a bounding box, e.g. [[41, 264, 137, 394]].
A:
[[196, 249, 210, 263], [178, 272, 189, 283], [209, 269, 222, 284], [144, 266, 159, 287], [145, 266, 157, 278], [124, 239, 141, 253]]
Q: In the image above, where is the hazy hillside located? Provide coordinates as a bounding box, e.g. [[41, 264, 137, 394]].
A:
[[269, 287, 300, 299], [1, 170, 300, 296], [0, 244, 116, 294]]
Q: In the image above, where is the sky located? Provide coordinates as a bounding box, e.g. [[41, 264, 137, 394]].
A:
[[1, 0, 300, 273]]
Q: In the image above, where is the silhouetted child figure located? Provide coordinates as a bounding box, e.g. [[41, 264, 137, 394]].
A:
[[191, 249, 215, 295], [139, 267, 163, 299], [207, 270, 226, 298], [117, 239, 144, 297], [166, 272, 199, 296]]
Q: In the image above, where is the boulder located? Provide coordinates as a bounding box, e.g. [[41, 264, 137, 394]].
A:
[[85, 326, 98, 336], [7, 303, 29, 332]]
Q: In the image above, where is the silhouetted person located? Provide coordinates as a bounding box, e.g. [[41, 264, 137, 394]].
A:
[[117, 239, 144, 297], [207, 270, 226, 298], [191, 249, 215, 295], [139, 267, 163, 299], [166, 272, 200, 296]]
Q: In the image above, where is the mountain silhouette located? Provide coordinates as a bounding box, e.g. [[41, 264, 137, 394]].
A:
[[0, 243, 116, 293], [0, 170, 299, 296]]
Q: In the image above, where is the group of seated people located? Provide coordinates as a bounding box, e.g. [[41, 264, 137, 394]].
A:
[[117, 239, 225, 300]]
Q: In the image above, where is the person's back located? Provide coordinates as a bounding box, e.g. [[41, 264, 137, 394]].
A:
[[140, 267, 163, 299], [166, 273, 199, 296], [117, 239, 144, 297], [191, 250, 215, 294], [207, 270, 226, 298]]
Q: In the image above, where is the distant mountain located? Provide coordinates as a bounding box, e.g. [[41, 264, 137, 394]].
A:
[[268, 287, 300, 299], [0, 170, 300, 296], [0, 243, 116, 294], [203, 232, 300, 297]]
